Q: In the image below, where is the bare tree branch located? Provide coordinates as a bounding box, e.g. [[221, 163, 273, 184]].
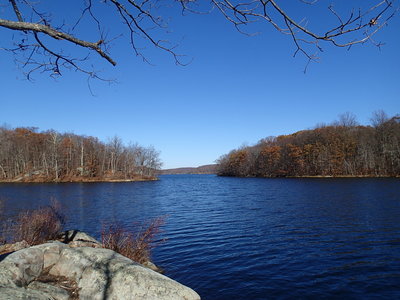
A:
[[9, 0, 23, 22], [0, 19, 116, 65], [0, 0, 398, 79]]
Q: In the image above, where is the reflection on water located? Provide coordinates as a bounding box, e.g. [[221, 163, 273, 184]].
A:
[[1, 176, 400, 299]]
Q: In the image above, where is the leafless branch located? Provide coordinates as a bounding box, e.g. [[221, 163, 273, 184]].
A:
[[9, 0, 23, 22], [201, 0, 397, 67], [109, 0, 186, 65], [0, 0, 398, 79], [0, 19, 116, 65], [72, 0, 102, 32]]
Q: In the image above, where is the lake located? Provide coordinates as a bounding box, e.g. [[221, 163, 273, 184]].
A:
[[1, 175, 400, 299]]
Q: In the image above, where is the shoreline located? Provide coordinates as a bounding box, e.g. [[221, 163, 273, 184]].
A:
[[217, 174, 400, 179], [0, 176, 158, 184], [288, 175, 400, 178]]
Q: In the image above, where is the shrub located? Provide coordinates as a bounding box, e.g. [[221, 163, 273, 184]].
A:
[[101, 217, 165, 264], [11, 201, 65, 245], [0, 198, 5, 245]]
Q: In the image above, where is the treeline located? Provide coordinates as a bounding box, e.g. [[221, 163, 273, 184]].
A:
[[0, 127, 162, 182], [217, 112, 400, 177], [159, 164, 217, 175]]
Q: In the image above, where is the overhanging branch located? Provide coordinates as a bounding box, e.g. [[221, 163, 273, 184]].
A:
[[0, 18, 116, 66]]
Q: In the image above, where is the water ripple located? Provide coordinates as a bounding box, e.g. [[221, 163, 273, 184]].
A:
[[1, 175, 400, 299]]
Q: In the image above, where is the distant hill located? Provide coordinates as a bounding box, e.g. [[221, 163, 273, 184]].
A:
[[158, 164, 218, 175]]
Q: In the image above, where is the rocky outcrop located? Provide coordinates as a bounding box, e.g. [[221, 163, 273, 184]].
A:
[[0, 233, 200, 300], [59, 230, 103, 249], [0, 240, 30, 255]]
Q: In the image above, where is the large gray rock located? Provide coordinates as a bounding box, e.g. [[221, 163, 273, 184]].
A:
[[32, 242, 68, 270], [0, 241, 201, 300], [0, 246, 44, 287], [0, 286, 53, 300], [28, 281, 70, 300], [49, 246, 200, 300]]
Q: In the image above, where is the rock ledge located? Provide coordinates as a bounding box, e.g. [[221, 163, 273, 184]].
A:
[[0, 232, 200, 300]]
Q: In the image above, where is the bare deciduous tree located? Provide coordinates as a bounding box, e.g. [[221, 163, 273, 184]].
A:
[[370, 109, 389, 127], [0, 127, 162, 181], [335, 112, 359, 127], [1, 0, 398, 79]]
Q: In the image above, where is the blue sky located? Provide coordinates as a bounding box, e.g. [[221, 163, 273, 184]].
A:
[[1, 2, 399, 169]]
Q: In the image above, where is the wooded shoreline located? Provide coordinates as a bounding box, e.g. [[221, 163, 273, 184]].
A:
[[219, 174, 400, 178], [217, 114, 400, 178], [0, 127, 162, 183], [0, 175, 158, 183], [2, 174, 399, 183]]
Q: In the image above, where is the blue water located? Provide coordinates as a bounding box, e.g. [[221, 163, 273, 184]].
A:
[[1, 175, 400, 299]]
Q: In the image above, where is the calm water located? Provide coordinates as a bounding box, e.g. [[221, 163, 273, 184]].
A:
[[1, 175, 400, 299]]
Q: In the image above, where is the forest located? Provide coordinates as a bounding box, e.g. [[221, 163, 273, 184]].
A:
[[217, 112, 400, 177], [0, 127, 161, 182]]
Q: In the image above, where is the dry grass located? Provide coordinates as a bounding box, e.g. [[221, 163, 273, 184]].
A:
[[35, 266, 80, 299], [101, 217, 165, 264], [4, 198, 165, 266], [31, 267, 80, 300], [10, 200, 65, 246]]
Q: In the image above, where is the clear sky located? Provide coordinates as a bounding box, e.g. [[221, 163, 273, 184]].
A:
[[1, 2, 399, 169]]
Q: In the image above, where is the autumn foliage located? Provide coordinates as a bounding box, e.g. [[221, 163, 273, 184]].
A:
[[217, 113, 400, 177], [0, 127, 162, 182]]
